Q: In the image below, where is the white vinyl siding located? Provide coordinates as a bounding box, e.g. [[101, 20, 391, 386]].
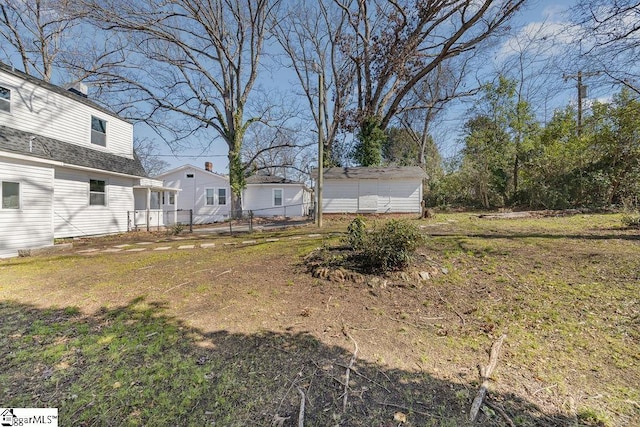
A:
[[156, 166, 230, 224], [0, 158, 54, 258], [322, 181, 359, 213], [0, 71, 134, 157], [323, 178, 422, 213], [54, 168, 134, 238], [242, 184, 306, 217]]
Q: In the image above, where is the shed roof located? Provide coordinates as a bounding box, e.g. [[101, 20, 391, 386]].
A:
[[0, 125, 147, 177], [318, 166, 427, 180]]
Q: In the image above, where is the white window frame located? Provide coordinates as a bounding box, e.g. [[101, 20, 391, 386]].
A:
[[0, 85, 11, 113], [91, 116, 107, 146], [89, 179, 107, 206], [218, 188, 227, 205], [1, 181, 20, 210], [205, 188, 216, 206], [162, 191, 175, 206], [273, 188, 283, 207]]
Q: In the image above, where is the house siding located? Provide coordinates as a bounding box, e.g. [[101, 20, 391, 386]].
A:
[[157, 167, 230, 224], [243, 184, 307, 217], [323, 178, 422, 214], [0, 157, 54, 258], [0, 71, 134, 159], [323, 180, 359, 213], [53, 168, 134, 238]]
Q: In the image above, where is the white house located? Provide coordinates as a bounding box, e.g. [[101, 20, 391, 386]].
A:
[[0, 62, 176, 258], [243, 173, 311, 218], [154, 163, 231, 224], [154, 165, 312, 221], [320, 166, 427, 214]]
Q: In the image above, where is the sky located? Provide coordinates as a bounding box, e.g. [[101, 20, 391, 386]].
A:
[[143, 0, 582, 175]]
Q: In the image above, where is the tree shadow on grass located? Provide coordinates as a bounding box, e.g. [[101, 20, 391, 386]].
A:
[[0, 298, 584, 426]]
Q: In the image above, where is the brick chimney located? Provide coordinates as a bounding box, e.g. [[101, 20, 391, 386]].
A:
[[205, 161, 213, 172]]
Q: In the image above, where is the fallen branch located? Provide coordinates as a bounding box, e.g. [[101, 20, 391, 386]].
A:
[[469, 334, 506, 423], [297, 387, 306, 427], [342, 325, 359, 413], [484, 399, 515, 427], [162, 282, 190, 294], [435, 289, 465, 326]]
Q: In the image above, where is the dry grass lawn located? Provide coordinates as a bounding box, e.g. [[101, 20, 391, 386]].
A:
[[1, 212, 638, 426]]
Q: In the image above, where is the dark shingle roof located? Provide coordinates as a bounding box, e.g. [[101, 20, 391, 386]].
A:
[[0, 125, 147, 177], [246, 173, 300, 184], [317, 166, 427, 180]]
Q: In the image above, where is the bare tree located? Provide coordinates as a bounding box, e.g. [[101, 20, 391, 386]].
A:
[[78, 0, 282, 216], [0, 0, 84, 82], [272, 1, 355, 165], [242, 124, 315, 182], [571, 0, 640, 94], [333, 0, 526, 131], [133, 137, 170, 177]]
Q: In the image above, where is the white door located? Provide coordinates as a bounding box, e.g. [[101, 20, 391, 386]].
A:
[[358, 179, 378, 212]]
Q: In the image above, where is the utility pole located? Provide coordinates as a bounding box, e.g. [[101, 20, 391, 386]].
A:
[[563, 71, 598, 136], [316, 69, 324, 228]]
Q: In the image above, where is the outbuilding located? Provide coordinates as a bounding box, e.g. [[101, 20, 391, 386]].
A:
[[320, 166, 426, 214]]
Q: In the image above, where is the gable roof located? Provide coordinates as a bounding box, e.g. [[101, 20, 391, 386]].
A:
[[154, 164, 228, 180], [319, 166, 427, 180], [0, 62, 125, 122], [0, 125, 147, 177], [246, 173, 302, 185]]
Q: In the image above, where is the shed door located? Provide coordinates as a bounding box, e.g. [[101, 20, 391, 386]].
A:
[[358, 179, 378, 212]]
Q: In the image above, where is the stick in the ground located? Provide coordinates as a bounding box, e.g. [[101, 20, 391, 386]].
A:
[[469, 334, 506, 422], [297, 387, 306, 427], [341, 325, 359, 413]]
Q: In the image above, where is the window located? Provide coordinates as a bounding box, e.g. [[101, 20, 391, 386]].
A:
[[0, 85, 10, 113], [205, 188, 215, 205], [162, 191, 175, 205], [89, 179, 106, 206], [150, 191, 160, 209], [273, 189, 283, 206], [186, 174, 194, 178], [1, 181, 19, 209], [91, 116, 106, 146], [218, 188, 226, 205]]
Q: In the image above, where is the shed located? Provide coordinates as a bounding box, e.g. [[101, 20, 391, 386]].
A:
[[319, 166, 426, 214]]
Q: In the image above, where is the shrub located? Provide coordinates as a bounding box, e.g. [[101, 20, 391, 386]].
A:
[[345, 217, 367, 250], [356, 219, 425, 273], [621, 205, 640, 228]]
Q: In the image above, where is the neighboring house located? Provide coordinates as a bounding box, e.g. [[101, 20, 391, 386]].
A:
[[0, 62, 176, 258], [320, 166, 427, 214], [154, 163, 230, 224], [243, 173, 311, 217]]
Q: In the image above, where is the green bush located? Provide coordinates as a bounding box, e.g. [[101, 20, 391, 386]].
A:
[[621, 212, 640, 228], [345, 217, 367, 250], [351, 219, 425, 273]]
